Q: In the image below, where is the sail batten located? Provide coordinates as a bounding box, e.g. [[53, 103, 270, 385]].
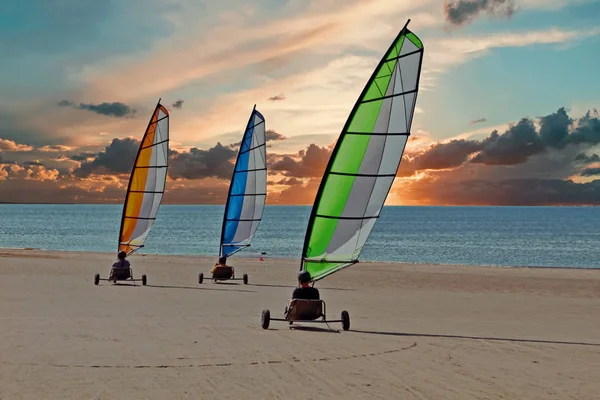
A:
[[118, 101, 169, 255], [219, 106, 267, 259], [301, 20, 423, 282]]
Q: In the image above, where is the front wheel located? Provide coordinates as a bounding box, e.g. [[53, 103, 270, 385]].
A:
[[94, 273, 100, 286], [243, 274, 248, 285], [142, 274, 147, 286], [341, 310, 350, 331], [198, 273, 204, 284], [261, 309, 271, 329]]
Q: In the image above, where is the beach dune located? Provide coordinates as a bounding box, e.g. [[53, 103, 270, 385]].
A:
[[1, 249, 599, 399]]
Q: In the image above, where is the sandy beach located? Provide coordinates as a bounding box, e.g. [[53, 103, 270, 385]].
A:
[[1, 248, 599, 399]]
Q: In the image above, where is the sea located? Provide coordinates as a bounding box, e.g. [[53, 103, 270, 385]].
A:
[[0, 204, 598, 269]]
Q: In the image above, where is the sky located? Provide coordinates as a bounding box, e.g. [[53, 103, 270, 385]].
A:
[[1, 0, 600, 205]]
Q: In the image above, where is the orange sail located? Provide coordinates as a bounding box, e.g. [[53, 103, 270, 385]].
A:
[[118, 100, 169, 254]]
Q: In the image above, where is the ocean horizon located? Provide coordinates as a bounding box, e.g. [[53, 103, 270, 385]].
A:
[[0, 204, 598, 269]]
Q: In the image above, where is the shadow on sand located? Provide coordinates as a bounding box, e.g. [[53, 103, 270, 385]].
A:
[[350, 330, 600, 347], [266, 325, 340, 334], [250, 283, 355, 291], [147, 284, 256, 293]]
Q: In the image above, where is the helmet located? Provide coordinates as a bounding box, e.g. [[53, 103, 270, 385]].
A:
[[298, 270, 311, 283], [118, 251, 127, 260]]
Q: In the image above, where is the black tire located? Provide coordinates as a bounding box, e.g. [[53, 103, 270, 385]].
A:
[[142, 274, 147, 286], [243, 273, 248, 285], [94, 273, 100, 286], [261, 309, 271, 329], [198, 273, 204, 284], [341, 310, 350, 331]]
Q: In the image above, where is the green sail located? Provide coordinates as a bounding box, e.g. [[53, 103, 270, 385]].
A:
[[301, 20, 424, 282]]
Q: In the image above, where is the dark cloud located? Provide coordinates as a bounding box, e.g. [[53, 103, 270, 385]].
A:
[[72, 138, 140, 177], [276, 177, 302, 185], [266, 129, 287, 141], [404, 108, 600, 172], [270, 144, 331, 178], [229, 129, 287, 149], [580, 168, 600, 177], [168, 143, 236, 180], [172, 99, 184, 109], [57, 100, 74, 107], [444, 0, 516, 26], [22, 160, 44, 167], [575, 153, 600, 164], [268, 93, 286, 101], [472, 118, 544, 165], [58, 100, 137, 118], [69, 152, 98, 162], [417, 139, 483, 169], [469, 118, 487, 125]]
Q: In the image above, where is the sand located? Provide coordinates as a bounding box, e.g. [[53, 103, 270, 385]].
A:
[[1, 248, 599, 399]]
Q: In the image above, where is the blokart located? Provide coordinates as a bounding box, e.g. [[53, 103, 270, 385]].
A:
[[199, 264, 248, 284], [261, 299, 350, 331], [94, 267, 147, 286]]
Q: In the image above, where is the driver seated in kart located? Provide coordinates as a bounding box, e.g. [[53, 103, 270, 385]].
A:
[[110, 251, 130, 281], [113, 251, 131, 269], [211, 256, 228, 275], [285, 271, 320, 317], [292, 271, 320, 300]]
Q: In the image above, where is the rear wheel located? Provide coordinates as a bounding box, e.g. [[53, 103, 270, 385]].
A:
[[261, 309, 271, 329], [94, 273, 100, 285], [243, 274, 248, 285], [341, 310, 350, 331], [198, 273, 204, 284], [142, 274, 147, 286]]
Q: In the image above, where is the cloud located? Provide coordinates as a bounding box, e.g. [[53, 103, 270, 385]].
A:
[[471, 118, 544, 165], [469, 118, 487, 125], [0, 164, 59, 182], [266, 129, 287, 142], [69, 152, 98, 162], [58, 100, 137, 118], [444, 0, 516, 26], [580, 168, 600, 177], [270, 143, 331, 178], [276, 177, 302, 186], [73, 137, 140, 177], [403, 108, 599, 172], [575, 153, 600, 164], [268, 93, 286, 101], [0, 139, 34, 152], [172, 99, 184, 109], [168, 143, 236, 180], [38, 145, 75, 152]]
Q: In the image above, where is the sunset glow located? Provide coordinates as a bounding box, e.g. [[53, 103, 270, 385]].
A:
[[2, 0, 599, 205]]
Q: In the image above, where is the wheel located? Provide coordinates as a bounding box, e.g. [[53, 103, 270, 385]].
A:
[[261, 309, 271, 329], [142, 274, 147, 286], [94, 273, 100, 285], [198, 273, 204, 284], [341, 310, 350, 331], [243, 273, 248, 285]]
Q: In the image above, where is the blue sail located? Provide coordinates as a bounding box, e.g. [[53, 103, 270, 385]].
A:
[[220, 106, 267, 258]]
